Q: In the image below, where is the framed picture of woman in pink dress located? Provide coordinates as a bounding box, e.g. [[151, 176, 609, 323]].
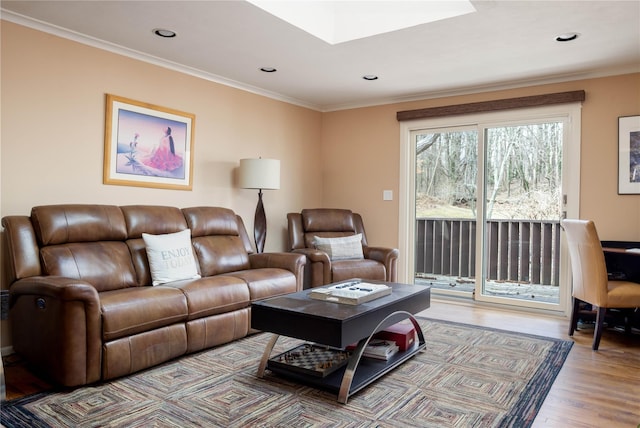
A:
[[103, 94, 195, 190]]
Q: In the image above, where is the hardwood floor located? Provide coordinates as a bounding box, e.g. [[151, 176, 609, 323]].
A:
[[1, 353, 53, 402], [2, 298, 639, 426]]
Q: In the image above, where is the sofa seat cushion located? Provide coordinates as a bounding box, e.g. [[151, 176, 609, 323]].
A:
[[100, 286, 188, 341], [102, 323, 187, 381], [163, 276, 250, 320], [224, 268, 297, 301], [330, 259, 386, 283]]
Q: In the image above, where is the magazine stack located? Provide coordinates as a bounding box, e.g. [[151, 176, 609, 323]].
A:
[[351, 339, 399, 360]]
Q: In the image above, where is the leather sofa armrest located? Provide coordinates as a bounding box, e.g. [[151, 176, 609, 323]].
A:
[[11, 276, 100, 302], [9, 276, 103, 387], [248, 252, 307, 291], [364, 246, 400, 282]]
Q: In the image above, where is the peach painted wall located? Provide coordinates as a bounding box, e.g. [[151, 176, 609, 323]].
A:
[[0, 22, 323, 349], [1, 22, 323, 247], [322, 74, 640, 248]]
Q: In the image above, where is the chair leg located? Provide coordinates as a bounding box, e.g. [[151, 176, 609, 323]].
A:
[[568, 297, 580, 336], [623, 309, 633, 335], [592, 306, 607, 351]]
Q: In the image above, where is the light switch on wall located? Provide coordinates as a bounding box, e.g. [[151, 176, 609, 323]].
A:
[[383, 190, 393, 201]]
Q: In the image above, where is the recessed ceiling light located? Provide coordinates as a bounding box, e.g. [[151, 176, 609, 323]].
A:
[[555, 32, 579, 42], [260, 67, 277, 73], [153, 28, 176, 38], [363, 75, 378, 81]]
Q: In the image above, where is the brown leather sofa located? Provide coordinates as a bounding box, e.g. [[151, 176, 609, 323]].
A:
[[1, 204, 305, 387], [287, 208, 398, 288]]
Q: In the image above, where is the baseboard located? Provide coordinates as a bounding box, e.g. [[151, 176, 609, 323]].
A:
[[431, 295, 569, 320], [1, 346, 15, 357]]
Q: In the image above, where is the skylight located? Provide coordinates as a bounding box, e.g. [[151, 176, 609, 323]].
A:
[[247, 0, 476, 45]]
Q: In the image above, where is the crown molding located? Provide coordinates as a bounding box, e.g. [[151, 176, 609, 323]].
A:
[[1, 10, 323, 111], [322, 65, 640, 112], [3, 9, 639, 114]]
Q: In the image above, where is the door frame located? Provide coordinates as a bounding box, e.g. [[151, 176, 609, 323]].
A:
[[398, 103, 582, 315]]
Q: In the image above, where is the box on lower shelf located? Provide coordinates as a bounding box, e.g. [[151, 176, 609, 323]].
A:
[[373, 321, 416, 352]]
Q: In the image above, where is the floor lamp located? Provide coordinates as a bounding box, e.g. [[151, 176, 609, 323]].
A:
[[238, 158, 280, 253]]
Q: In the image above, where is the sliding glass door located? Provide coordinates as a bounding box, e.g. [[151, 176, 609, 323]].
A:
[[479, 122, 564, 306], [401, 104, 581, 313], [414, 127, 478, 296]]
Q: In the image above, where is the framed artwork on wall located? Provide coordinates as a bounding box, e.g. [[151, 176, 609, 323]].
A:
[[103, 94, 195, 190], [618, 115, 640, 195]]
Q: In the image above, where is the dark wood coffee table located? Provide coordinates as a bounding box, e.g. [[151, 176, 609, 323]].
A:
[[251, 281, 430, 403]]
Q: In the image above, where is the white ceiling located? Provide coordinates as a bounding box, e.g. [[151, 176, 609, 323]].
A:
[[2, 1, 639, 112]]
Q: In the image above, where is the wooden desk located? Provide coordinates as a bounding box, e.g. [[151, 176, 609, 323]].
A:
[[602, 247, 640, 255], [602, 241, 640, 283]]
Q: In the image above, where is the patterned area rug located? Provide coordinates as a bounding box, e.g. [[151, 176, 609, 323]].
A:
[[1, 318, 572, 428]]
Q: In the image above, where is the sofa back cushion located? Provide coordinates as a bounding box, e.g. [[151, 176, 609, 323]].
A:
[[4, 204, 254, 289], [31, 205, 137, 292], [301, 209, 355, 233], [300, 209, 357, 249], [40, 242, 137, 292], [121, 205, 188, 238], [183, 207, 250, 275], [32, 205, 127, 245]]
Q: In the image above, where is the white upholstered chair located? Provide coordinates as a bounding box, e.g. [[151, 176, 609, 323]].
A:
[[562, 219, 640, 350]]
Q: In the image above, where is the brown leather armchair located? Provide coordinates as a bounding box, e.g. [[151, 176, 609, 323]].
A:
[[287, 208, 399, 288]]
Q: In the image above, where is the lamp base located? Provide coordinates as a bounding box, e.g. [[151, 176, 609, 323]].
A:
[[254, 189, 266, 253]]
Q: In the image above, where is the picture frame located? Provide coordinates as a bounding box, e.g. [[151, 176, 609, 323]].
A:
[[104, 94, 195, 190], [618, 115, 640, 194]]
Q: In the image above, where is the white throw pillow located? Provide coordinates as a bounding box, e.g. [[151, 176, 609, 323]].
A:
[[142, 229, 201, 285], [313, 234, 364, 261]]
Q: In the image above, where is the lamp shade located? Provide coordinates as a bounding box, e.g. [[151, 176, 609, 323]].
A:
[[238, 158, 280, 190]]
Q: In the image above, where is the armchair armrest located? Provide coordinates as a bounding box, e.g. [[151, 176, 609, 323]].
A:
[[9, 276, 102, 387], [292, 248, 331, 264], [364, 246, 399, 282], [292, 249, 332, 288], [248, 252, 306, 272], [248, 252, 307, 291]]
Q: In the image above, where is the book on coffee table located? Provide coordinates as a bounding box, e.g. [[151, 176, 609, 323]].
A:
[[309, 281, 391, 305]]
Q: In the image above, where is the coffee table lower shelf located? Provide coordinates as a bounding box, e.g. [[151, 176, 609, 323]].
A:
[[266, 341, 425, 402]]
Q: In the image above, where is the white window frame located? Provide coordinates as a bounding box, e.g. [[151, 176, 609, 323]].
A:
[[399, 103, 582, 315]]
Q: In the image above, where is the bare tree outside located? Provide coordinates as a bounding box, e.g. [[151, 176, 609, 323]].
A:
[[416, 123, 562, 220]]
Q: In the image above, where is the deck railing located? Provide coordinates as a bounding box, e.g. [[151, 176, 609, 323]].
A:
[[415, 218, 561, 286]]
